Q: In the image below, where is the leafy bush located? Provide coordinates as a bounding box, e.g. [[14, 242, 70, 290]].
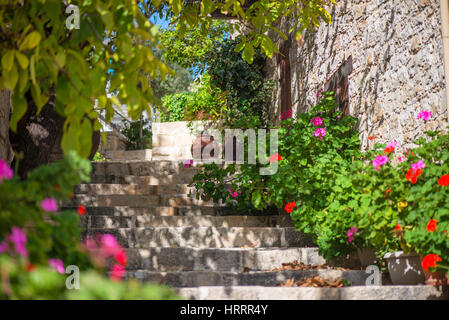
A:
[[159, 74, 228, 123], [0, 154, 180, 299], [189, 93, 361, 220], [0, 151, 92, 268], [121, 118, 152, 150], [207, 38, 273, 128]]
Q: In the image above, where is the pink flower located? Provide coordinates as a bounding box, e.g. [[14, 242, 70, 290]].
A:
[[41, 198, 58, 212], [110, 264, 125, 282], [229, 189, 239, 198], [397, 156, 404, 163], [0, 160, 13, 183], [417, 111, 432, 121], [0, 241, 8, 254], [316, 89, 323, 97], [347, 227, 358, 243], [184, 160, 193, 168], [6, 227, 28, 257], [101, 234, 121, 257], [411, 160, 425, 171], [48, 258, 65, 274], [280, 109, 292, 120], [310, 117, 323, 126], [313, 128, 326, 139], [372, 155, 389, 170]]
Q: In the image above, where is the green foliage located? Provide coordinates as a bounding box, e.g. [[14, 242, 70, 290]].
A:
[[150, 49, 193, 101], [207, 38, 273, 128], [159, 74, 228, 123], [0, 255, 181, 300], [160, 20, 229, 72], [0, 151, 92, 268], [402, 132, 449, 270], [92, 151, 106, 162], [0, 0, 334, 159], [121, 118, 153, 150], [189, 93, 361, 221]]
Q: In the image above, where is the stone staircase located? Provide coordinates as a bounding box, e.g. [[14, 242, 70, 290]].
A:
[[70, 160, 446, 300]]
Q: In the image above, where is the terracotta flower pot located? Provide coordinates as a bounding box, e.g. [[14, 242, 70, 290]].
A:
[[424, 270, 449, 286], [384, 251, 425, 285]]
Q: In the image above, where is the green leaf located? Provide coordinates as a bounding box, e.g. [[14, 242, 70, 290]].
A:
[[242, 44, 254, 64], [15, 51, 29, 69], [10, 91, 27, 132], [2, 50, 15, 71], [4, 62, 18, 90], [19, 31, 42, 51]]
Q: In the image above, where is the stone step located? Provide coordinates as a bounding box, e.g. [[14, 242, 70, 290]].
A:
[[122, 247, 325, 271], [64, 206, 234, 217], [83, 227, 313, 248], [90, 160, 208, 177], [89, 173, 198, 185], [177, 286, 447, 300], [126, 270, 370, 287], [72, 194, 222, 207], [87, 215, 294, 228], [74, 184, 195, 196]]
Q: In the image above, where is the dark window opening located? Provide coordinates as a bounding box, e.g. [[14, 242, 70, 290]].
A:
[[323, 56, 353, 115]]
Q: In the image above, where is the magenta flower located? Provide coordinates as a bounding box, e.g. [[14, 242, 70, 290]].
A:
[[184, 160, 193, 168], [397, 156, 404, 163], [347, 226, 358, 243], [0, 159, 13, 184], [101, 234, 121, 256], [6, 227, 28, 257], [310, 117, 323, 126], [372, 155, 389, 170], [41, 198, 58, 212], [411, 160, 425, 171], [316, 89, 323, 98], [0, 241, 8, 254], [48, 258, 65, 274], [110, 264, 125, 282], [417, 111, 432, 121], [313, 128, 326, 140], [280, 109, 292, 120], [228, 189, 239, 198]]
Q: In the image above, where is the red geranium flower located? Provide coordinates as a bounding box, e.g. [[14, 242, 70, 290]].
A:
[[284, 202, 296, 213], [438, 175, 449, 187], [421, 254, 442, 271], [269, 154, 282, 163], [77, 205, 86, 216], [395, 223, 402, 230], [115, 250, 127, 266], [25, 263, 36, 272], [405, 169, 422, 184], [426, 219, 438, 232], [385, 189, 391, 196]]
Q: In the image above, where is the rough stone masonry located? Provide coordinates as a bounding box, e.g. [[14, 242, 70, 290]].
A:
[[267, 0, 448, 151], [0, 89, 13, 163]]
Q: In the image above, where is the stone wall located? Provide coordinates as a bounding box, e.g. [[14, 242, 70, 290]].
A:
[[267, 0, 448, 150], [0, 89, 13, 163]]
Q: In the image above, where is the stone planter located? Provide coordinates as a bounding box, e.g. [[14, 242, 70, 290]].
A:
[[356, 247, 377, 267], [384, 251, 425, 285]]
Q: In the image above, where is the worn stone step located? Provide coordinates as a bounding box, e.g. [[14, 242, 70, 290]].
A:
[[126, 270, 370, 287], [83, 227, 313, 248], [72, 194, 222, 207], [90, 160, 209, 177], [74, 184, 194, 196], [89, 173, 199, 185], [63, 206, 234, 217], [87, 215, 294, 228], [177, 286, 447, 300], [121, 247, 325, 271]]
